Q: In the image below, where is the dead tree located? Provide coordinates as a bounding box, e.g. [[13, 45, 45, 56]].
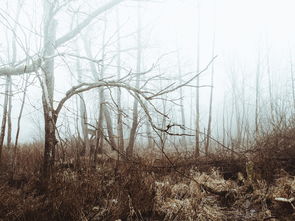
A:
[[126, 1, 142, 157], [0, 0, 216, 191], [267, 53, 275, 121], [116, 8, 124, 153], [76, 48, 89, 156], [290, 51, 295, 113], [195, 0, 201, 157], [6, 76, 12, 150], [82, 20, 118, 159], [0, 76, 10, 166], [41, 0, 58, 188], [0, 0, 126, 188], [176, 49, 187, 149], [12, 76, 29, 175], [255, 53, 261, 137], [205, 33, 215, 156]]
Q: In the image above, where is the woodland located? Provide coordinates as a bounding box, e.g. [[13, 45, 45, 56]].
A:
[[0, 0, 294, 220]]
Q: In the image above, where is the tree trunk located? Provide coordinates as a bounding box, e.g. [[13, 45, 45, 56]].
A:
[[255, 54, 260, 137], [82, 38, 105, 158], [0, 76, 10, 166], [41, 0, 57, 189], [205, 34, 215, 156], [290, 52, 295, 113], [6, 76, 12, 150], [116, 8, 124, 153], [126, 1, 142, 157], [76, 51, 89, 156], [195, 0, 201, 157], [267, 54, 275, 121], [13, 76, 29, 175], [159, 77, 168, 150], [146, 119, 153, 149], [83, 18, 118, 159], [176, 49, 187, 149], [104, 107, 117, 150]]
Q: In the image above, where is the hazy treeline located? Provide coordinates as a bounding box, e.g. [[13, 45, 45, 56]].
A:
[[0, 0, 295, 188]]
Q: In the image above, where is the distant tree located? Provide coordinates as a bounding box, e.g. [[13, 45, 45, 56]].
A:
[[0, 0, 215, 191], [116, 8, 125, 153], [195, 0, 201, 157], [0, 76, 9, 166], [205, 33, 215, 156], [176, 49, 187, 149]]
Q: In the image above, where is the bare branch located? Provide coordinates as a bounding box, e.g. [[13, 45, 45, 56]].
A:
[[55, 0, 124, 47], [147, 56, 217, 99]]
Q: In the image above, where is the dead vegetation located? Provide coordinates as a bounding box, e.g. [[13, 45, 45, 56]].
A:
[[0, 127, 295, 221]]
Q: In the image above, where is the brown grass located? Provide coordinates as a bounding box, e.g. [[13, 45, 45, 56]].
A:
[[0, 129, 295, 221]]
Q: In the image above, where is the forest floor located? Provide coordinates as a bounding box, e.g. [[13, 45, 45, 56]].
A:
[[1, 128, 295, 220]]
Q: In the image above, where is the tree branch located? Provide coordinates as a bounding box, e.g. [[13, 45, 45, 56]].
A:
[[55, 0, 124, 47]]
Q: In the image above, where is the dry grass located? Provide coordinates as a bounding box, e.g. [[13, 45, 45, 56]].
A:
[[0, 128, 295, 221]]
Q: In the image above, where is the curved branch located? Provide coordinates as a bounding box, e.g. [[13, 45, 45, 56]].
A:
[[55, 81, 146, 116]]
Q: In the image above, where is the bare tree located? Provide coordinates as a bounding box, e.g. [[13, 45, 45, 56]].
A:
[[205, 33, 215, 156], [12, 75, 29, 176], [0, 0, 126, 187], [176, 49, 187, 149], [40, 0, 58, 188], [0, 0, 216, 191], [289, 51, 295, 113], [76, 48, 89, 156], [126, 1, 142, 157], [266, 53, 275, 120], [195, 0, 201, 157], [116, 8, 124, 153], [255, 53, 261, 137], [0, 76, 10, 166], [6, 76, 12, 149]]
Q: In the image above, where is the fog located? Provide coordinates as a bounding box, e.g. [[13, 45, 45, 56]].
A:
[[1, 0, 295, 149], [3, 1, 295, 218]]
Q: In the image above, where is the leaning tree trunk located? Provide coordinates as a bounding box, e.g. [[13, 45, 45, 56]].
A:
[[8, 0, 22, 170], [12, 76, 29, 176]]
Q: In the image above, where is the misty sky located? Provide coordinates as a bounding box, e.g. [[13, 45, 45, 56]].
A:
[[1, 0, 295, 143]]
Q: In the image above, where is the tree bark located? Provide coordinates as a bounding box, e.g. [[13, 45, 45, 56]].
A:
[[0, 76, 10, 166], [76, 50, 89, 156], [205, 34, 215, 156], [116, 8, 124, 153], [126, 1, 142, 157], [6, 76, 12, 150], [290, 52, 295, 113], [83, 18, 118, 159], [13, 76, 29, 175], [41, 0, 57, 189], [176, 49, 187, 150], [195, 0, 201, 158], [255, 53, 260, 137]]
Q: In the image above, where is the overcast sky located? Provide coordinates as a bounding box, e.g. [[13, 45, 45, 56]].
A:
[[1, 0, 295, 143]]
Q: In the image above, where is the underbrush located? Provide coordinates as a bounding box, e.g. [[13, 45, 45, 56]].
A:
[[0, 130, 295, 220]]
